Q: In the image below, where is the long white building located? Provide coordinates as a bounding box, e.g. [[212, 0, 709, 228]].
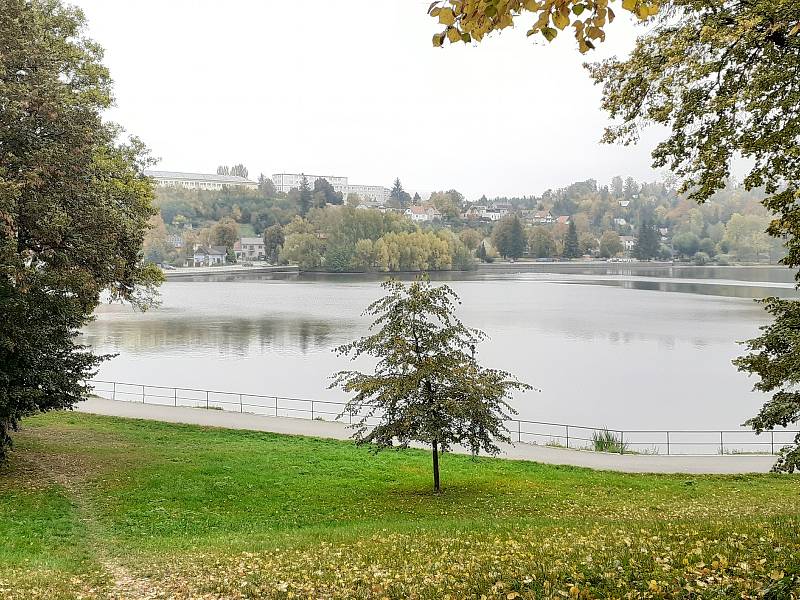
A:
[[272, 173, 390, 205], [145, 170, 258, 191]]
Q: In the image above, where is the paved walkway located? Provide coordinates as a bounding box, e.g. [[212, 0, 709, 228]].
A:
[[76, 398, 778, 474]]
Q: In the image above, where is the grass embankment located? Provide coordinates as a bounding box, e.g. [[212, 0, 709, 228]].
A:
[[1, 412, 798, 599]]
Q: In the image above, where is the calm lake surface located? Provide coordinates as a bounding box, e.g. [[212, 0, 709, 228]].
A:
[[82, 264, 800, 430]]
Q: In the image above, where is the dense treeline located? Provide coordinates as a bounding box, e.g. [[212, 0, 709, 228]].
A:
[[278, 206, 475, 272], [481, 178, 784, 264]]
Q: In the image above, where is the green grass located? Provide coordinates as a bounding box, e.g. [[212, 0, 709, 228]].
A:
[[1, 412, 799, 599]]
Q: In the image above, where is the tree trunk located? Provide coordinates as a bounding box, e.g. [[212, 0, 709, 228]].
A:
[[432, 439, 440, 492]]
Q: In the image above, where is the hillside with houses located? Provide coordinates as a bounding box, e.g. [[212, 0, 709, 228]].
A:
[[144, 170, 783, 271]]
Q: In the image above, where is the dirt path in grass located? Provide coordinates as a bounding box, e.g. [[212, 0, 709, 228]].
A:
[[23, 434, 170, 600]]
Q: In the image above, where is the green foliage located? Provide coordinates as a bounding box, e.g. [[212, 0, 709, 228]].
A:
[[673, 232, 700, 258], [263, 223, 285, 263], [0, 0, 162, 459], [429, 190, 464, 222], [599, 230, 623, 258], [458, 228, 482, 251], [331, 279, 530, 490], [562, 221, 581, 259], [313, 178, 343, 207], [389, 178, 411, 209], [299, 175, 313, 216], [323, 244, 354, 273], [528, 226, 554, 258], [633, 219, 659, 260], [734, 297, 800, 473], [211, 217, 238, 249], [491, 214, 527, 260], [279, 233, 323, 270], [476, 241, 489, 262]]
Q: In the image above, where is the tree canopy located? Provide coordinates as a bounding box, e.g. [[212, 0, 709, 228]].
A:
[[0, 0, 161, 458], [428, 0, 664, 52], [331, 278, 530, 491]]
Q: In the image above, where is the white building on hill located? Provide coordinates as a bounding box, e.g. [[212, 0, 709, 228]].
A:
[[145, 170, 258, 191], [272, 173, 390, 205]]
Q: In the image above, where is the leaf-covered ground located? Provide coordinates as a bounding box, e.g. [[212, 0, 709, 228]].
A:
[[0, 412, 798, 599]]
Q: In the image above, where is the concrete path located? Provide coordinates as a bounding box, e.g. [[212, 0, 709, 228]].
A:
[[76, 397, 777, 475]]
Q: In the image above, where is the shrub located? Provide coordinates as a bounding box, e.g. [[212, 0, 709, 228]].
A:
[[592, 429, 628, 453]]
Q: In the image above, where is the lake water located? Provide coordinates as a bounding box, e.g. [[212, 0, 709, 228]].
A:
[[82, 264, 799, 432]]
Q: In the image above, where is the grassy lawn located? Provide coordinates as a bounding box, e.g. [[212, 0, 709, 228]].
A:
[[1, 412, 798, 599]]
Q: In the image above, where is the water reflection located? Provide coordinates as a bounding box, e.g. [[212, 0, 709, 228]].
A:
[[83, 316, 343, 357]]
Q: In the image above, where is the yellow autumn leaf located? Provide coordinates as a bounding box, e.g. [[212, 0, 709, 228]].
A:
[[553, 11, 570, 30], [446, 27, 461, 42], [439, 7, 456, 25], [621, 0, 636, 10]]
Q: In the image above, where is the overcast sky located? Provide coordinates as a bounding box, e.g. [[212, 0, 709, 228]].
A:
[[71, 0, 666, 199]]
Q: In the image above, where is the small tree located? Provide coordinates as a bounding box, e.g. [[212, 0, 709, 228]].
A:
[[491, 215, 526, 260], [476, 241, 489, 262], [633, 220, 659, 260], [331, 278, 531, 492], [263, 223, 285, 263], [299, 175, 312, 216], [562, 221, 581, 259]]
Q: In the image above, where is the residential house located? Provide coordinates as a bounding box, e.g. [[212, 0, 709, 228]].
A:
[[463, 205, 485, 221], [618, 200, 631, 208], [613, 217, 628, 226], [235, 237, 266, 261], [193, 246, 227, 266], [620, 236, 637, 251], [531, 210, 555, 224], [405, 206, 441, 222], [556, 215, 570, 225], [166, 234, 183, 249]]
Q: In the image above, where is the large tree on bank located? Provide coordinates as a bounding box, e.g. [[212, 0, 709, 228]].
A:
[[427, 1, 800, 470], [331, 278, 530, 492], [0, 0, 161, 459]]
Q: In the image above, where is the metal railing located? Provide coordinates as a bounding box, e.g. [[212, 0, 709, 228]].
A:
[[87, 380, 798, 457]]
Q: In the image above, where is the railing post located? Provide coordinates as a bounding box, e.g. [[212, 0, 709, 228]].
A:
[[619, 431, 625, 455], [720, 431, 724, 455], [142, 385, 146, 404], [239, 393, 243, 413], [566, 425, 570, 449], [112, 381, 116, 401], [311, 400, 315, 420], [666, 431, 670, 456], [275, 396, 279, 417], [518, 420, 521, 443], [771, 430, 774, 455], [206, 390, 209, 409], [174, 387, 177, 407]]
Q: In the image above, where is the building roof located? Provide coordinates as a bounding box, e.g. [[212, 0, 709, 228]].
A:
[[240, 237, 264, 245], [195, 246, 227, 256], [556, 216, 570, 224], [144, 170, 256, 185]]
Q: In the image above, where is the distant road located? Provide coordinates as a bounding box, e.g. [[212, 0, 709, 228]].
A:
[[77, 397, 776, 475]]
